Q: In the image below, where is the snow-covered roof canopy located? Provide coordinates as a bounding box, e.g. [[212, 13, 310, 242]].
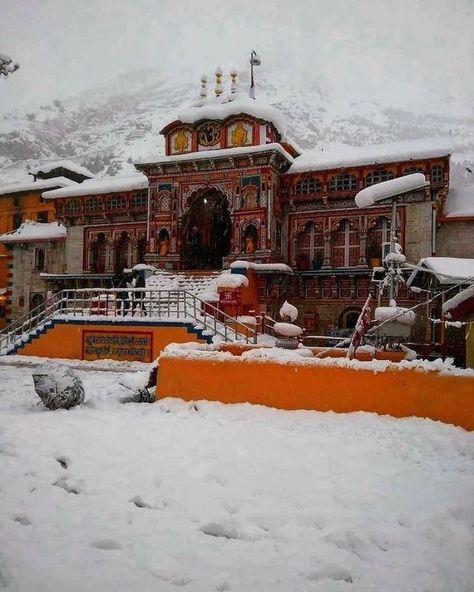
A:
[[443, 284, 474, 315], [42, 174, 148, 199], [135, 143, 293, 167], [443, 184, 474, 218], [0, 220, 67, 243], [229, 260, 293, 273], [355, 173, 427, 208], [416, 257, 474, 285], [0, 177, 77, 196], [163, 90, 286, 136], [32, 160, 95, 179], [287, 138, 452, 174]]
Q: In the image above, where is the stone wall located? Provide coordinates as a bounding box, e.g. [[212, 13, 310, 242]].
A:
[[9, 241, 65, 320], [436, 221, 474, 258], [404, 202, 434, 262], [65, 226, 84, 273]]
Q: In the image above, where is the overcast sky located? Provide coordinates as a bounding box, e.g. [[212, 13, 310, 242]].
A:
[[1, 0, 474, 115]]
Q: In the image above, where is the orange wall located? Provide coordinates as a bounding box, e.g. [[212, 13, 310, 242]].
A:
[[17, 321, 208, 360], [158, 355, 474, 431]]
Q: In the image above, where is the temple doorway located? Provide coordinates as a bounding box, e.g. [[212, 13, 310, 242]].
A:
[[181, 190, 231, 269]]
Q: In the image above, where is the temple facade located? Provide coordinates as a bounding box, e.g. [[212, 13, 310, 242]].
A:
[[2, 69, 458, 333]]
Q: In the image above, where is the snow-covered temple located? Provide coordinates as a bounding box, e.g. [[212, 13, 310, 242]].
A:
[[1, 66, 472, 340]]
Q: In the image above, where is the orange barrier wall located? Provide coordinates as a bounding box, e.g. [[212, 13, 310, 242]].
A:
[[157, 355, 474, 431], [17, 321, 208, 361]]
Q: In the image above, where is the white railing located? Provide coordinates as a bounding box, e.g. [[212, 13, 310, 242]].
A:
[[0, 288, 257, 355]]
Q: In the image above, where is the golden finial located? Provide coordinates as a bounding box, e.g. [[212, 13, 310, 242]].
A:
[[215, 67, 223, 96], [200, 75, 208, 99]]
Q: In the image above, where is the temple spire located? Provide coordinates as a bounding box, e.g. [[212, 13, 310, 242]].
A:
[[199, 74, 208, 99], [215, 67, 223, 96]]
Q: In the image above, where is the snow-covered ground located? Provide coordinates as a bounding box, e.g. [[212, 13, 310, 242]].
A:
[[0, 356, 473, 592]]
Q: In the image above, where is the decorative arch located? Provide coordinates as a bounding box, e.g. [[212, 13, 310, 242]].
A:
[[182, 184, 234, 212], [157, 228, 170, 256], [338, 307, 362, 330], [241, 185, 259, 209], [241, 220, 259, 253]]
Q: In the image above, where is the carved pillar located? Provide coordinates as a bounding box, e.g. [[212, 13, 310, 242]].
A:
[[322, 227, 331, 268]]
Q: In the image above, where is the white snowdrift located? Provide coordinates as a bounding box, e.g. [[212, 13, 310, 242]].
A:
[[0, 357, 473, 591], [375, 306, 416, 326], [216, 273, 249, 289], [355, 173, 426, 208]]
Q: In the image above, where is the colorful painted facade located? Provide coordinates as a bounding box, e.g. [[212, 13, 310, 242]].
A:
[[1, 71, 460, 334]]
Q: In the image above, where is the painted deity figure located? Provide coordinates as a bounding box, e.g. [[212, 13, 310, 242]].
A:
[[173, 130, 189, 153], [245, 236, 256, 254], [159, 239, 169, 256], [231, 123, 249, 147]]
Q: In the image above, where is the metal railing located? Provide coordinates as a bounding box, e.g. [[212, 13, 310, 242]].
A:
[[0, 288, 258, 355]]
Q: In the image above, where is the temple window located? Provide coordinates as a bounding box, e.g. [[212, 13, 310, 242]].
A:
[[34, 248, 45, 271], [297, 222, 324, 267], [332, 220, 359, 267], [365, 170, 395, 187], [242, 224, 258, 253], [85, 197, 102, 213], [295, 178, 322, 195], [431, 165, 444, 183], [107, 195, 126, 210], [403, 166, 425, 177], [131, 191, 148, 209], [329, 174, 358, 192], [65, 199, 81, 215]]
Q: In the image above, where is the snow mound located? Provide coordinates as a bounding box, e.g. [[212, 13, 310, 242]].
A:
[[375, 306, 416, 326], [279, 300, 298, 322]]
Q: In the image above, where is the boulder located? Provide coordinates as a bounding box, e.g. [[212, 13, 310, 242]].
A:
[[33, 365, 85, 410]]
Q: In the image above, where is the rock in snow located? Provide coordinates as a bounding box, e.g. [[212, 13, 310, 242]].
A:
[[32, 365, 85, 410]]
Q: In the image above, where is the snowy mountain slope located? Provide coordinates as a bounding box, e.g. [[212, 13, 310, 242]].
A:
[[0, 67, 473, 184]]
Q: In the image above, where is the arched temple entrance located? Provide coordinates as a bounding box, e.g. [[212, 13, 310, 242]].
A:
[[181, 190, 231, 269]]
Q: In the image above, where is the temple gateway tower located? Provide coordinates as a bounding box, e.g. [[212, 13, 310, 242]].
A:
[[135, 67, 299, 270]]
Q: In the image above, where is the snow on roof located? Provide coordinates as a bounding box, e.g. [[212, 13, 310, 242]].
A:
[[0, 177, 77, 196], [0, 220, 66, 243], [135, 142, 293, 166], [33, 160, 95, 178], [443, 184, 474, 218], [174, 90, 286, 134], [419, 257, 474, 284], [288, 138, 452, 174], [229, 260, 293, 273], [355, 173, 427, 208], [443, 284, 474, 315], [42, 174, 148, 199]]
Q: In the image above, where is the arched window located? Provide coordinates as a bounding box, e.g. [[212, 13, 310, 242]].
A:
[[365, 170, 395, 187], [431, 165, 444, 183], [295, 178, 322, 195], [85, 197, 102, 213], [114, 231, 130, 272], [34, 248, 45, 270], [91, 233, 107, 273], [157, 228, 170, 256], [332, 220, 359, 267], [242, 224, 258, 253], [339, 308, 362, 330], [297, 222, 324, 266], [329, 174, 358, 192]]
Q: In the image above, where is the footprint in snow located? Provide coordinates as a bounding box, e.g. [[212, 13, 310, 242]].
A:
[[130, 495, 154, 509], [89, 539, 123, 551], [53, 476, 81, 495], [56, 456, 70, 470], [13, 514, 31, 526]]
